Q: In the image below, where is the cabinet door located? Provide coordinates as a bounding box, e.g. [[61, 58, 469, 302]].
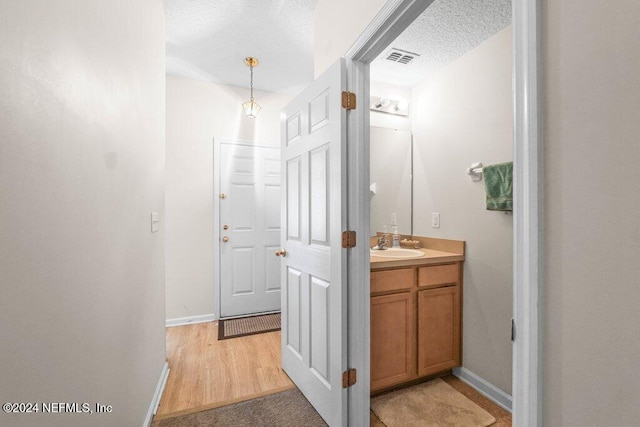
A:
[[371, 292, 416, 392], [417, 286, 461, 377]]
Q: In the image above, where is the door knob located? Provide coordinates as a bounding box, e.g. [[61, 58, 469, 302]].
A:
[[222, 236, 229, 242], [275, 249, 287, 257]]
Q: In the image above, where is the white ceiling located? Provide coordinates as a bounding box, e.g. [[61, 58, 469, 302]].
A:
[[370, 0, 512, 88], [163, 0, 316, 95], [164, 0, 511, 95]]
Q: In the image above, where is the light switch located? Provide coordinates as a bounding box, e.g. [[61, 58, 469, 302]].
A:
[[151, 212, 160, 233], [432, 213, 440, 228]]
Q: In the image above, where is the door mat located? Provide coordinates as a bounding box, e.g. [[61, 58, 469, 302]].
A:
[[218, 312, 281, 340], [371, 378, 496, 427]]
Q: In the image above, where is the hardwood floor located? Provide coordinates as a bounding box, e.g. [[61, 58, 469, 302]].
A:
[[155, 321, 293, 416], [157, 322, 511, 426]]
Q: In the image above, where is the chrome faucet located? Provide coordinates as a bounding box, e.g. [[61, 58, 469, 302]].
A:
[[376, 236, 388, 250]]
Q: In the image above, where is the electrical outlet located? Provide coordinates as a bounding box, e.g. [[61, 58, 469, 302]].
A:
[[432, 213, 440, 228]]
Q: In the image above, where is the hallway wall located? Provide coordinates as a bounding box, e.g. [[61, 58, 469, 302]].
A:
[[542, 1, 640, 424], [0, 1, 166, 426], [165, 76, 290, 320]]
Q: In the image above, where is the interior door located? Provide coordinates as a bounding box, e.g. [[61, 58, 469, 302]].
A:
[[279, 59, 348, 426], [219, 142, 281, 318]]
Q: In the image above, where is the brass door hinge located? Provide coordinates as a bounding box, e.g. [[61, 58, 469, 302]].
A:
[[342, 91, 356, 110], [342, 368, 357, 388], [342, 230, 356, 248]]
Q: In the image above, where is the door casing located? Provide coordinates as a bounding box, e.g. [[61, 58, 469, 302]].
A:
[[344, 0, 542, 425]]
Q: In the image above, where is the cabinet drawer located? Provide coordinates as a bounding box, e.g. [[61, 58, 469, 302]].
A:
[[418, 263, 459, 288], [371, 268, 415, 294]]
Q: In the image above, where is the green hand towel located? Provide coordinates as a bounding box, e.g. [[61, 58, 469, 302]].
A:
[[483, 162, 513, 211]]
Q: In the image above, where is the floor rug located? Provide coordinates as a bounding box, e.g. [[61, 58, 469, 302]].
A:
[[218, 312, 281, 340], [152, 387, 326, 427], [371, 378, 497, 427]]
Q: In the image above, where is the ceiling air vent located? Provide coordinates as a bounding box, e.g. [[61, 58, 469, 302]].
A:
[[385, 48, 419, 65]]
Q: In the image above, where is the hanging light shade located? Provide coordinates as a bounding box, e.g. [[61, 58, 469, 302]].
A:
[[242, 57, 261, 118]]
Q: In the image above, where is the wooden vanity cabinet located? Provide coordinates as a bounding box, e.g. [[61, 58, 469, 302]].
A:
[[371, 262, 462, 393]]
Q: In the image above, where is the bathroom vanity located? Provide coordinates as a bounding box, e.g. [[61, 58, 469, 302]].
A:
[[370, 237, 465, 393]]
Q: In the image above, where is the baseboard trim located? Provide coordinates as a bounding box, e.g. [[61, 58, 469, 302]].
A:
[[452, 367, 512, 413], [143, 361, 170, 427], [165, 313, 216, 327]]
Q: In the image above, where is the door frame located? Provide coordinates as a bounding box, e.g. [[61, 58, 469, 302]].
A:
[[212, 137, 282, 320], [344, 0, 542, 425]]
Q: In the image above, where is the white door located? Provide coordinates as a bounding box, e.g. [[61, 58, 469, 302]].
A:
[[279, 59, 348, 425], [219, 142, 281, 318]]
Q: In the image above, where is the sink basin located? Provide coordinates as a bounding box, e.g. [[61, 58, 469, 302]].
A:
[[370, 248, 425, 259]]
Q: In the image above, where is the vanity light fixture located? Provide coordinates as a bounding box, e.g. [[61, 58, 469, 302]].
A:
[[370, 95, 409, 117], [242, 57, 261, 119], [374, 98, 391, 109]]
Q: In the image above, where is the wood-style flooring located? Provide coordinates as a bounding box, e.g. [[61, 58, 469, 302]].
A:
[[155, 321, 293, 416], [157, 321, 511, 426]]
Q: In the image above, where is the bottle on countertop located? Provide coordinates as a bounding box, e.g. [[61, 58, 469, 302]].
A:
[[392, 226, 400, 248]]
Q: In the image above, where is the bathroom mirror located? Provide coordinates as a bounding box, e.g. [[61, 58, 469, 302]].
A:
[[370, 126, 413, 237]]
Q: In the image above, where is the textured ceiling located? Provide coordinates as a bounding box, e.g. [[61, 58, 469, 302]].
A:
[[164, 0, 511, 95], [163, 0, 316, 95], [370, 0, 512, 88]]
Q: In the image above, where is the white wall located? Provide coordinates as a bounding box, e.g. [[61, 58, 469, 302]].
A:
[[0, 1, 166, 426], [412, 26, 514, 393], [542, 2, 640, 425], [165, 76, 291, 320], [314, 0, 387, 76]]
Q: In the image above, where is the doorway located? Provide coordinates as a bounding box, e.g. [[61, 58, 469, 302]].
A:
[[345, 0, 541, 425]]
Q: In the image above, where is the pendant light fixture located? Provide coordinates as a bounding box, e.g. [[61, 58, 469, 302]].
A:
[[242, 57, 261, 119]]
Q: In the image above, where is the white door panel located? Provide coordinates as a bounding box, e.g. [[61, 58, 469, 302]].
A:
[[280, 59, 348, 426], [219, 143, 281, 318]]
